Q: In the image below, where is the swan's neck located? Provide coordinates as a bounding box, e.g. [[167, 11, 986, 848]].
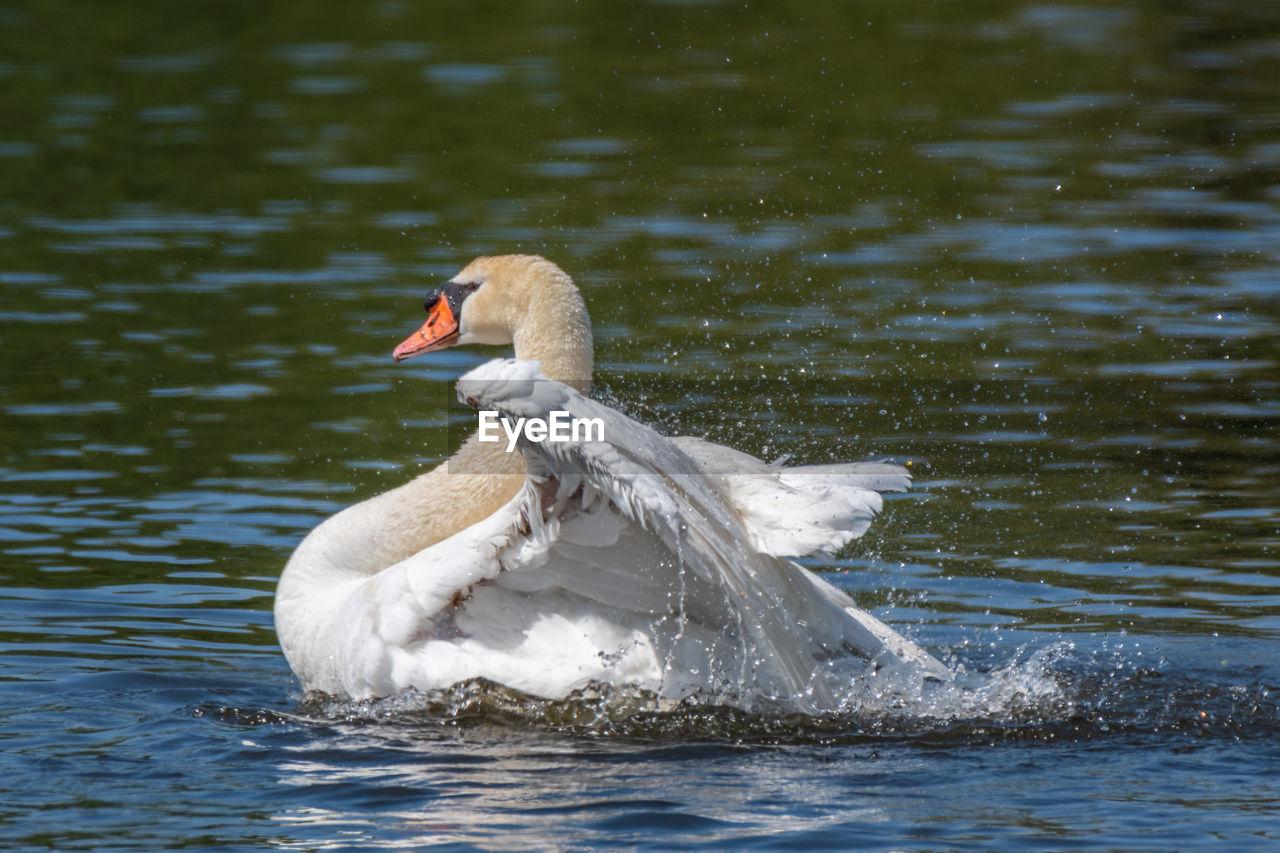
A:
[[510, 279, 593, 393]]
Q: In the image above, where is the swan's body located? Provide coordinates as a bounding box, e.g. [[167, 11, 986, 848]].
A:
[[275, 256, 947, 713]]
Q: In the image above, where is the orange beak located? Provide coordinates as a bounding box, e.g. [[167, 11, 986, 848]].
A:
[[393, 292, 460, 362]]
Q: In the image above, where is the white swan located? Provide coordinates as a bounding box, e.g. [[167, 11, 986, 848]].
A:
[[275, 255, 948, 713]]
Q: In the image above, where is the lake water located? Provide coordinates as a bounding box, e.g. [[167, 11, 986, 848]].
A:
[[2, 0, 1278, 849]]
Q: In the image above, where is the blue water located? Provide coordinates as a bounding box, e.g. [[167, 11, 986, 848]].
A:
[[4, 629, 1277, 849], [3, 0, 1279, 848]]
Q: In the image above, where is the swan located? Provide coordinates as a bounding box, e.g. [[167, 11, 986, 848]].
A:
[[275, 255, 948, 713]]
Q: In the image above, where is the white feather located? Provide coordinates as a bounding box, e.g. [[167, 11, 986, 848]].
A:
[[277, 359, 948, 712]]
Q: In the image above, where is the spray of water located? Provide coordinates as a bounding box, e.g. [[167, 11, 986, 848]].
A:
[[257, 635, 1280, 747]]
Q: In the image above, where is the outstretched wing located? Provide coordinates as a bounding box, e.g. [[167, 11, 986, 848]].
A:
[[302, 359, 946, 709], [453, 360, 947, 708], [671, 436, 912, 557]]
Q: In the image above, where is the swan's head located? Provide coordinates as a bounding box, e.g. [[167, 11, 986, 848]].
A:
[[392, 255, 593, 388]]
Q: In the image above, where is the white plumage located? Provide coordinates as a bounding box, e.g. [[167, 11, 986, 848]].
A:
[[275, 256, 948, 714], [277, 357, 948, 713]]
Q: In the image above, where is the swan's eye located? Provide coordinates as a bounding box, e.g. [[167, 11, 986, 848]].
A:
[[424, 280, 483, 317]]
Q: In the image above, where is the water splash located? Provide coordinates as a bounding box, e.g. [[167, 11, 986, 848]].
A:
[[246, 640, 1279, 745]]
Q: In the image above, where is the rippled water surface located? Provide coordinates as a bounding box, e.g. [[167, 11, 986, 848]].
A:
[[2, 0, 1278, 849]]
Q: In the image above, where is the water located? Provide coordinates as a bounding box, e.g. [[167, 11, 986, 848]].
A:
[[2, 0, 1278, 848]]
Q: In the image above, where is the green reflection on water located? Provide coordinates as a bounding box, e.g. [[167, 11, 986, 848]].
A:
[[0, 0, 1276, 637]]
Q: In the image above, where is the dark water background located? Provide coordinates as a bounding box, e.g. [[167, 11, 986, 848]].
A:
[[2, 0, 1278, 849]]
